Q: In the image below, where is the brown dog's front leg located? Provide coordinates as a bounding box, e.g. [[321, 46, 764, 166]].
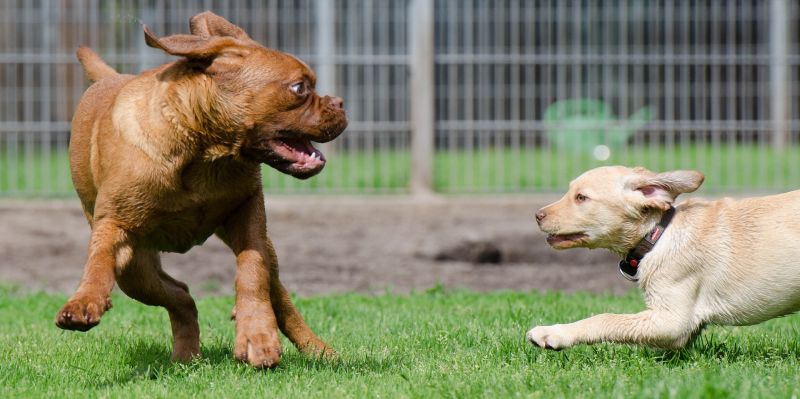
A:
[[56, 219, 129, 331], [220, 193, 282, 368], [231, 249, 283, 368]]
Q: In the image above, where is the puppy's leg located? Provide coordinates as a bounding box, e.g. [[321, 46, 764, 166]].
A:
[[262, 236, 334, 358], [116, 249, 200, 362], [218, 193, 282, 368], [527, 309, 699, 350], [56, 220, 129, 331]]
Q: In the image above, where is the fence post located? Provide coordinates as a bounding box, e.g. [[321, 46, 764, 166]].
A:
[[770, 0, 789, 150], [315, 0, 336, 98], [316, 0, 336, 156], [409, 0, 435, 195]]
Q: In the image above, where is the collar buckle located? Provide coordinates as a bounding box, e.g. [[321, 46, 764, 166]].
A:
[[619, 258, 640, 282]]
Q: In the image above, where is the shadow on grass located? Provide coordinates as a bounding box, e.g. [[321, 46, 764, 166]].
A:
[[119, 340, 179, 381], [649, 332, 800, 366], [95, 338, 398, 387]]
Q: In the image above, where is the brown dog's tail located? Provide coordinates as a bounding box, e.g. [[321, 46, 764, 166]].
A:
[[76, 46, 118, 82]]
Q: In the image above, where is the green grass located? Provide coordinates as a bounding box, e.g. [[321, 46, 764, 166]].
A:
[[1, 144, 799, 196], [3, 285, 800, 398], [0, 147, 73, 196]]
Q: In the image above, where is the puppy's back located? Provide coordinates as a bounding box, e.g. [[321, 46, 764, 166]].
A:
[[70, 50, 136, 219]]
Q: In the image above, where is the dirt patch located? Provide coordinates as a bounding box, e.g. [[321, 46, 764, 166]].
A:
[[0, 196, 630, 297], [427, 231, 619, 266]]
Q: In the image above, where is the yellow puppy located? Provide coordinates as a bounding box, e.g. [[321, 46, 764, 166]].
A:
[[529, 165, 800, 350]]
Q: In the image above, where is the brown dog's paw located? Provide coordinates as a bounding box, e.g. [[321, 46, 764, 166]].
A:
[[170, 343, 201, 363], [55, 296, 112, 332], [234, 329, 282, 369], [298, 340, 338, 360]]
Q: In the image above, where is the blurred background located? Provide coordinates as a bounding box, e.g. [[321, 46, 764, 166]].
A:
[[0, 1, 799, 295], [1, 0, 798, 196]]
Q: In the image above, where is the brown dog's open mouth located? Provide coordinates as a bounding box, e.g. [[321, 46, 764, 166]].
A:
[[275, 137, 326, 166], [546, 233, 589, 248], [248, 136, 328, 179]]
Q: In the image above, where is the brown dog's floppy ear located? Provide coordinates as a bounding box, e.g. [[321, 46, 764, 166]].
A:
[[628, 168, 705, 211], [189, 11, 249, 39], [144, 24, 239, 59]]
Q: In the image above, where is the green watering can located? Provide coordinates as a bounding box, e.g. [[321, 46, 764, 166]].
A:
[[543, 99, 653, 158]]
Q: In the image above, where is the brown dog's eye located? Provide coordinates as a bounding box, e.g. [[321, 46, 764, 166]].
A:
[[290, 82, 306, 96], [576, 194, 588, 203]]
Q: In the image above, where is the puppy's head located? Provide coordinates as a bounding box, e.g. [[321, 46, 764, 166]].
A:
[[145, 11, 348, 179], [535, 166, 704, 255]]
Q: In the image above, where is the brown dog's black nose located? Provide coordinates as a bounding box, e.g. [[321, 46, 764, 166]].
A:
[[327, 96, 344, 110], [535, 210, 546, 224]]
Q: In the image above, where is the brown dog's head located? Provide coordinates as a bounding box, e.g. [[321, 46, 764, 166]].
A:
[[535, 166, 704, 255], [145, 11, 347, 179]]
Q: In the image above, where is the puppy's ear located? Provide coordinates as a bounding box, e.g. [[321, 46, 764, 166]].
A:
[[144, 24, 240, 59], [627, 168, 704, 211], [189, 11, 249, 40]]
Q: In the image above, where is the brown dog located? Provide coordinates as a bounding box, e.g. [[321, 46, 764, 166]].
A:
[[57, 11, 347, 368]]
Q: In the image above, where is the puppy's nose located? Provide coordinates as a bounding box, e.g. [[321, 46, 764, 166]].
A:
[[327, 96, 344, 110], [535, 210, 546, 224]]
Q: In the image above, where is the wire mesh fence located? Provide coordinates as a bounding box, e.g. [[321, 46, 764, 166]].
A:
[[0, 0, 798, 196]]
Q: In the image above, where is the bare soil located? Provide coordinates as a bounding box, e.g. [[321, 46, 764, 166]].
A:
[[0, 196, 630, 297]]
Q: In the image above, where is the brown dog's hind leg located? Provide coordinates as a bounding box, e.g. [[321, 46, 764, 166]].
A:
[[263, 237, 335, 358], [116, 249, 200, 362], [271, 280, 335, 358], [56, 220, 127, 331]]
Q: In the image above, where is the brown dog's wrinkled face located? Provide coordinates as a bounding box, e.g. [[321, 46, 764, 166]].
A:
[[145, 12, 347, 179], [233, 51, 348, 178], [535, 166, 704, 255]]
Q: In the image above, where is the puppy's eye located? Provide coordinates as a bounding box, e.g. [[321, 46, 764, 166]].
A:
[[290, 82, 306, 96], [575, 193, 588, 203]]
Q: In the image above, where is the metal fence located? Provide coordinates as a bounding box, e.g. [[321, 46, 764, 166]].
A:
[[1, 0, 798, 196]]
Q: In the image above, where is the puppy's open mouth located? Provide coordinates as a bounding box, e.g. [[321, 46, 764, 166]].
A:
[[273, 136, 326, 174], [247, 135, 328, 179], [545, 233, 589, 249]]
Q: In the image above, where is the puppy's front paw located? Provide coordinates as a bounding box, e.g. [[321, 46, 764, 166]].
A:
[[55, 295, 112, 332], [526, 325, 574, 350], [234, 323, 282, 369]]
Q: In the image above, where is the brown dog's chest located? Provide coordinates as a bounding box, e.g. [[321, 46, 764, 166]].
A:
[[132, 191, 247, 253], [139, 206, 227, 253], [115, 161, 259, 253]]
